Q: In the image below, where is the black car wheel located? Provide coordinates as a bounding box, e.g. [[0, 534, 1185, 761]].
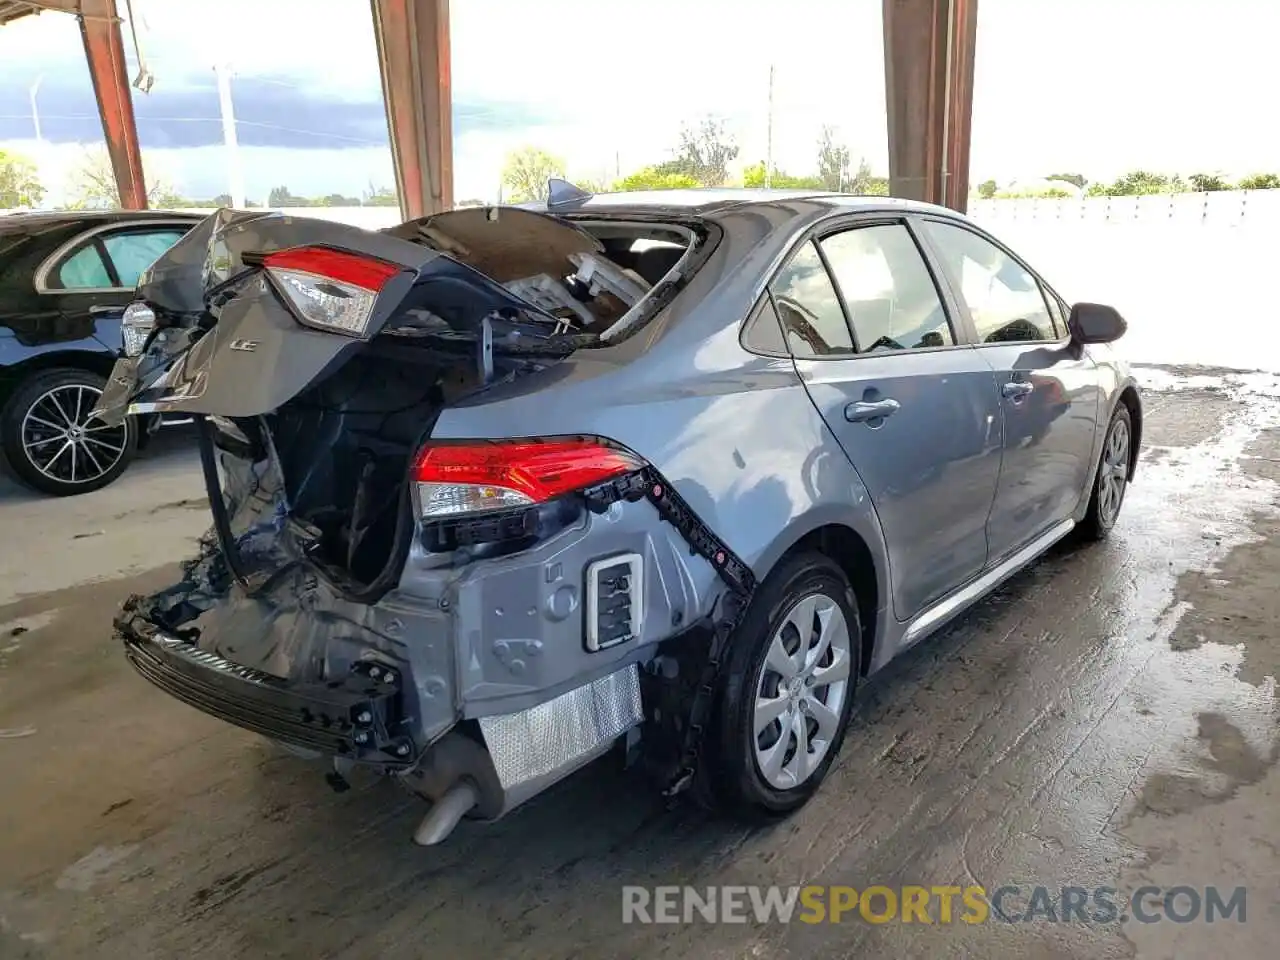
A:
[[702, 551, 862, 818], [1079, 403, 1133, 541], [1, 368, 138, 496]]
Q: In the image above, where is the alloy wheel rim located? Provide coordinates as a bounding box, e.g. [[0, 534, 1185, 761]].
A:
[[1098, 418, 1130, 525], [753, 591, 853, 790], [20, 384, 128, 486]]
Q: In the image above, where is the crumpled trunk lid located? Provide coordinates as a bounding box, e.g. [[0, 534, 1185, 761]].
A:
[[95, 207, 587, 424]]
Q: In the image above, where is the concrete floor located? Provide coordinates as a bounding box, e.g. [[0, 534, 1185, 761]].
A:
[[1, 366, 1278, 959]]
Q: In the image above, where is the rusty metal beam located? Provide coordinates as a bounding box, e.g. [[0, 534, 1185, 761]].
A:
[[79, 0, 147, 208], [883, 0, 978, 212], [371, 0, 453, 220]]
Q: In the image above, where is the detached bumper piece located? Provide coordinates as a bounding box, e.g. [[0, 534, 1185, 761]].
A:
[[119, 614, 413, 764]]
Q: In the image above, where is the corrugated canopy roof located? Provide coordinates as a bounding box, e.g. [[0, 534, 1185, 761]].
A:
[[0, 2, 90, 27]]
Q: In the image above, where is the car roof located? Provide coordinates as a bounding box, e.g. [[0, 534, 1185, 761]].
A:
[[531, 188, 959, 220], [0, 208, 202, 238], [1, 209, 199, 225]]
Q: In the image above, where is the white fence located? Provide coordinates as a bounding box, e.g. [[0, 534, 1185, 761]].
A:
[[969, 188, 1280, 226]]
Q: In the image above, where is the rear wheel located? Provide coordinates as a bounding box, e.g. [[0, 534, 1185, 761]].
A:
[[1, 368, 138, 496], [1079, 404, 1132, 541], [703, 552, 861, 817]]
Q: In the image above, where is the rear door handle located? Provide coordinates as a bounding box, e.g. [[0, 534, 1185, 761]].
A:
[[1002, 381, 1034, 400], [845, 398, 901, 423]]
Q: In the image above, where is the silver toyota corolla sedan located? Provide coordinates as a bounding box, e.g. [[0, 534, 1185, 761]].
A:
[[97, 187, 1140, 844]]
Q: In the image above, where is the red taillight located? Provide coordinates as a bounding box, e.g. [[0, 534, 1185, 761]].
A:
[[412, 438, 644, 518], [263, 246, 399, 291], [263, 246, 401, 337]]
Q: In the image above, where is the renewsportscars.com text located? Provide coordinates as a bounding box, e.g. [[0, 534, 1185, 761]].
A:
[[622, 885, 1247, 925]]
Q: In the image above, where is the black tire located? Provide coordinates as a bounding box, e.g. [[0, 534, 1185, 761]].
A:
[[701, 551, 862, 818], [0, 367, 138, 497], [1078, 403, 1133, 542]]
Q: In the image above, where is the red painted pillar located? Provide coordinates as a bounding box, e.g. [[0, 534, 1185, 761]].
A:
[[882, 0, 978, 212], [371, 0, 454, 220], [79, 0, 147, 209]]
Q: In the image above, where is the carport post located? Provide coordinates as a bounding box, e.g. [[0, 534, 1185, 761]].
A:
[[79, 0, 148, 209], [371, 0, 454, 220], [882, 0, 978, 212]]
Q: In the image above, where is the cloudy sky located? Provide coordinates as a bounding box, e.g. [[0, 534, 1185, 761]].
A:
[[1, 0, 1277, 205]]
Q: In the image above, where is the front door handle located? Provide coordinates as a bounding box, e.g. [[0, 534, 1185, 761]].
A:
[[1002, 381, 1034, 400], [845, 398, 901, 423]]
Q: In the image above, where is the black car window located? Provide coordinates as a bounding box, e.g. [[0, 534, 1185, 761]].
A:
[[819, 224, 954, 352], [741, 295, 788, 356], [55, 244, 113, 289], [102, 230, 188, 289], [920, 220, 1057, 343], [769, 240, 854, 358]]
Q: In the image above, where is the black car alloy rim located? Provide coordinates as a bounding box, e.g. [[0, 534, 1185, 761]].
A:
[[20, 383, 129, 485]]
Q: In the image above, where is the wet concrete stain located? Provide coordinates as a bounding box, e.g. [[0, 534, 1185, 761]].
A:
[[1133, 712, 1275, 818], [2, 366, 1279, 960]]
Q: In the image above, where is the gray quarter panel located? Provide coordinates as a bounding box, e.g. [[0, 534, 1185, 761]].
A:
[[430, 327, 892, 629]]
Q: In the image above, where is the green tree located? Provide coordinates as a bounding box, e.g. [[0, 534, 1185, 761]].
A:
[[315, 192, 360, 206], [663, 117, 739, 186], [741, 162, 823, 189], [816, 126, 850, 191], [977, 179, 998, 199], [995, 185, 1072, 200], [1046, 172, 1087, 190], [0, 149, 45, 208], [501, 146, 567, 203], [863, 176, 890, 196], [267, 185, 309, 207], [63, 146, 186, 209], [1086, 170, 1184, 197], [613, 167, 700, 191], [1238, 173, 1280, 190], [363, 184, 400, 207], [1188, 173, 1232, 192]]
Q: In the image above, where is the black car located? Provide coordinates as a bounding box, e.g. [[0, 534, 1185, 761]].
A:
[[0, 210, 200, 495]]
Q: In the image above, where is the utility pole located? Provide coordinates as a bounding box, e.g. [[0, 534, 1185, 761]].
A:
[[214, 62, 246, 209], [765, 64, 774, 189], [29, 76, 44, 144]]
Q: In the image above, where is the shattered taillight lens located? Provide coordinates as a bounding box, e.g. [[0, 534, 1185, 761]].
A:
[[263, 246, 400, 337], [412, 438, 645, 519]]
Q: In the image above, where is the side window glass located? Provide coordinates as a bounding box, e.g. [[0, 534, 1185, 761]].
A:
[[103, 230, 187, 289], [921, 221, 1056, 343], [819, 224, 954, 352], [56, 245, 112, 289], [741, 295, 788, 355], [769, 241, 853, 358]]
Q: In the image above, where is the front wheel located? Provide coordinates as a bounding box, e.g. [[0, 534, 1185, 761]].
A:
[[1079, 404, 1133, 541], [703, 552, 861, 818], [1, 368, 138, 496]]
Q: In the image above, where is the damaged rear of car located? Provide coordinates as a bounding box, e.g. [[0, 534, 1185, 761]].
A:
[[101, 203, 752, 844]]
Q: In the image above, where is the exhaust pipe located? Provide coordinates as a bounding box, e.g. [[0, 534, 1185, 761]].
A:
[[413, 780, 480, 846]]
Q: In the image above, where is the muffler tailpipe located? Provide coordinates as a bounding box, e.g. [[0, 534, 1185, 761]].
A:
[[413, 780, 480, 846]]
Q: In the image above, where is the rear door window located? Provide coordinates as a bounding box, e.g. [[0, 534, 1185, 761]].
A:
[[818, 223, 954, 351], [103, 230, 188, 288]]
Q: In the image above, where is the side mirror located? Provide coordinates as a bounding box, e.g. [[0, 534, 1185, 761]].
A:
[[1068, 302, 1127, 344]]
